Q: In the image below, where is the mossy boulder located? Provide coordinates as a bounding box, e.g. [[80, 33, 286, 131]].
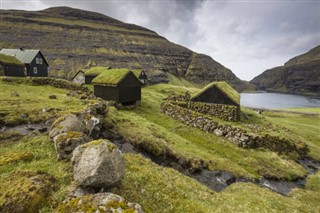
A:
[[53, 192, 143, 213], [0, 171, 56, 213], [53, 131, 91, 160], [71, 140, 125, 188], [49, 114, 86, 140]]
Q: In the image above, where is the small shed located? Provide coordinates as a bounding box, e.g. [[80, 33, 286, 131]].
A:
[[132, 69, 148, 84], [0, 53, 26, 76], [191, 81, 240, 106], [0, 48, 49, 77], [84, 66, 111, 84], [71, 70, 85, 84], [92, 68, 142, 104]]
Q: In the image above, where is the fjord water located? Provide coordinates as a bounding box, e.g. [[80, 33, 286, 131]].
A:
[[240, 93, 320, 109]]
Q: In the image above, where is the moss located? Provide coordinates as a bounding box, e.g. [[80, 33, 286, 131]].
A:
[[91, 68, 132, 86], [54, 195, 136, 212], [54, 131, 84, 143], [82, 139, 116, 152], [0, 53, 24, 65], [0, 151, 33, 166], [191, 81, 240, 105], [84, 66, 109, 77], [0, 170, 57, 213]]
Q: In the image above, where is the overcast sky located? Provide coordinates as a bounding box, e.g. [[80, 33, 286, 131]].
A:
[[1, 0, 319, 81]]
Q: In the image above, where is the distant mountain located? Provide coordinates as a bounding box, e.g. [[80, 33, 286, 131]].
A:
[[250, 45, 320, 96], [0, 6, 248, 91]]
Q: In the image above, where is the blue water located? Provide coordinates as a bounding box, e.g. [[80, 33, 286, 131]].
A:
[[240, 93, 320, 109]]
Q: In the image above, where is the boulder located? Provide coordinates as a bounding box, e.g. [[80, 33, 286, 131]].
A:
[[53, 193, 144, 213], [53, 131, 91, 160], [49, 114, 86, 140], [71, 139, 125, 188], [84, 115, 102, 139]]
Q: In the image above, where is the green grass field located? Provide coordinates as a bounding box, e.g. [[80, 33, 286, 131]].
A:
[[1, 79, 319, 212]]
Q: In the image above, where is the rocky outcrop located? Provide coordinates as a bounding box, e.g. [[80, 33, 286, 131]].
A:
[[0, 7, 247, 90], [251, 45, 320, 96], [71, 139, 125, 188], [160, 101, 308, 156], [53, 193, 144, 213]]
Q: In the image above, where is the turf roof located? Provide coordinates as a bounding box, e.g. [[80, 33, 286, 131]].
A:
[[0, 53, 24, 65], [84, 67, 109, 76], [132, 69, 143, 78], [91, 68, 132, 86], [192, 81, 240, 105]]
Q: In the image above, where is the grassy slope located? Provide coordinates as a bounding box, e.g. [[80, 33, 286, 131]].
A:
[[0, 78, 86, 125], [1, 79, 319, 212]]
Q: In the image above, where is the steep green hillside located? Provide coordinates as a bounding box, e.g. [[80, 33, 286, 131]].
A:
[[251, 45, 320, 96], [1, 79, 319, 212], [0, 7, 249, 91]]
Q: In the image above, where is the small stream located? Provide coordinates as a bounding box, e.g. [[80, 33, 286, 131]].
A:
[[112, 136, 320, 196], [2, 124, 319, 196]]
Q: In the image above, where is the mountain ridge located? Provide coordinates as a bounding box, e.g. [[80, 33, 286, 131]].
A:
[[250, 45, 320, 96], [0, 6, 248, 91]]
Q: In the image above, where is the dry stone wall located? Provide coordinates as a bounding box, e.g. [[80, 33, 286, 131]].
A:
[[173, 101, 240, 121], [160, 102, 308, 156]]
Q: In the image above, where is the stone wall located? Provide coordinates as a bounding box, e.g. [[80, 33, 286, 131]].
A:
[[160, 102, 308, 156], [173, 101, 240, 122]]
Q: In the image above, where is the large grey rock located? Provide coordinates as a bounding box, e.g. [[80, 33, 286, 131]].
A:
[[49, 114, 86, 140], [53, 192, 144, 213], [71, 139, 125, 188], [53, 131, 91, 160]]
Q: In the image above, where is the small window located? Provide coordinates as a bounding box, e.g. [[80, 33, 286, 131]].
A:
[[33, 67, 38, 74], [36, 58, 39, 64], [39, 58, 43, 64]]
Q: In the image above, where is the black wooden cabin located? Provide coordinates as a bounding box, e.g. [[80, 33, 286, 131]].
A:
[[92, 68, 142, 104], [191, 81, 240, 106], [0, 48, 49, 77]]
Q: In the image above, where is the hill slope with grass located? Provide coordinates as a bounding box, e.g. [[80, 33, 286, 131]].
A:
[[250, 45, 320, 96], [1, 77, 319, 212], [0, 6, 250, 91]]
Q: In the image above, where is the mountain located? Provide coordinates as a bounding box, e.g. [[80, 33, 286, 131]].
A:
[[0, 6, 247, 90], [250, 45, 320, 96]]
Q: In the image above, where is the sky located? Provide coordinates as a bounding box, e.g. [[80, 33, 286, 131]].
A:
[[1, 0, 319, 81]]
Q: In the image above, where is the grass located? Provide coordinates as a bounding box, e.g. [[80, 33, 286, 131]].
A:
[[0, 80, 319, 212], [84, 66, 109, 76], [0, 53, 24, 65], [91, 68, 133, 86], [192, 81, 240, 105], [0, 78, 86, 125], [284, 107, 320, 114], [111, 154, 320, 213], [107, 84, 311, 180]]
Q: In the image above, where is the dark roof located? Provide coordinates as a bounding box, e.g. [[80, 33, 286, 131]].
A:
[[192, 81, 240, 105], [71, 70, 84, 80], [0, 53, 24, 66], [92, 68, 140, 86], [0, 49, 49, 65]]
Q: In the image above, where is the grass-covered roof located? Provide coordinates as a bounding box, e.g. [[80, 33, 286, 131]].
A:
[[0, 53, 24, 65], [192, 81, 240, 105], [132, 69, 143, 78], [91, 68, 131, 86], [84, 67, 110, 76]]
